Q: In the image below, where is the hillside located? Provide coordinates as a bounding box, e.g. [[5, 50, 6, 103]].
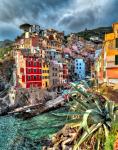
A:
[[0, 40, 13, 59], [77, 26, 112, 40]]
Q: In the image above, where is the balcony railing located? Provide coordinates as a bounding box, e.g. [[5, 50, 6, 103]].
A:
[[106, 60, 118, 68]]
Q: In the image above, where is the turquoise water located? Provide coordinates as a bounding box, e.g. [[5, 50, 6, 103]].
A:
[[0, 108, 66, 150]]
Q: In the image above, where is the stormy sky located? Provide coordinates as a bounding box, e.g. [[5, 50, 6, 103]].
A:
[[0, 0, 118, 40]]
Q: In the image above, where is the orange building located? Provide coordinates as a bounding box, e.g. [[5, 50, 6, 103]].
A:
[[95, 22, 118, 84], [104, 23, 118, 84]]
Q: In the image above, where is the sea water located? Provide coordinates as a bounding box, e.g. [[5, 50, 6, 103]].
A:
[[0, 108, 66, 150]]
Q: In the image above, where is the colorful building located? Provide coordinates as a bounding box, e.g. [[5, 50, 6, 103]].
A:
[[14, 23, 71, 89], [58, 63, 63, 85], [49, 62, 59, 87], [95, 49, 104, 84], [104, 23, 118, 84], [95, 22, 118, 84], [42, 29, 64, 52], [15, 50, 42, 88], [63, 63, 69, 83], [42, 61, 49, 88], [74, 58, 85, 79]]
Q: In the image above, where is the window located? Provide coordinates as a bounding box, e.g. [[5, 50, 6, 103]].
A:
[[116, 38, 118, 48], [115, 55, 118, 65], [28, 76, 30, 80], [103, 71, 106, 78], [39, 69, 42, 73], [53, 79, 55, 84], [22, 75, 25, 82], [28, 69, 30, 73], [76, 67, 78, 69], [28, 62, 30, 66], [34, 75, 36, 80], [34, 58, 36, 61], [79, 67, 81, 69], [39, 76, 42, 80], [20, 68, 24, 73], [109, 40, 113, 49], [43, 63, 45, 67], [45, 81, 48, 87], [34, 62, 37, 66], [80, 63, 81, 65], [34, 69, 36, 73]]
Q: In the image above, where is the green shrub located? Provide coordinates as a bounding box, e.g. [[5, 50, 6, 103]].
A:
[[104, 122, 118, 150]]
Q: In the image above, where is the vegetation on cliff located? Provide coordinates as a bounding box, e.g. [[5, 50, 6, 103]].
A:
[[0, 40, 13, 59], [44, 82, 118, 150], [65, 26, 112, 41], [77, 26, 112, 40]]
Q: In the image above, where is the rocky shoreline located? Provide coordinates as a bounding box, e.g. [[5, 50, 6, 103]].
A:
[[0, 84, 66, 118]]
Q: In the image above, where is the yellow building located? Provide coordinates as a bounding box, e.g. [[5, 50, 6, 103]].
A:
[[42, 61, 49, 88], [103, 22, 118, 84], [95, 22, 118, 84]]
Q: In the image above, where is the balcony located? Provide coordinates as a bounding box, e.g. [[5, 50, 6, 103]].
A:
[[106, 60, 118, 68]]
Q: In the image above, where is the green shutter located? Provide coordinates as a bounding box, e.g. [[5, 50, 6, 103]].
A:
[[115, 55, 118, 65], [116, 38, 118, 48]]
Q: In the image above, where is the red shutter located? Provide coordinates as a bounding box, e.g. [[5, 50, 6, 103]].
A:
[[26, 75, 28, 81], [20, 68, 24, 73], [37, 62, 39, 67], [22, 75, 25, 82]]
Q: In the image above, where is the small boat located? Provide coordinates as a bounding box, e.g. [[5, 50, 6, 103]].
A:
[[25, 108, 31, 113]]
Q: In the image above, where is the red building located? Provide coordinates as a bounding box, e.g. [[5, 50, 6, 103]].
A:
[[26, 55, 42, 88], [15, 50, 42, 88], [63, 64, 68, 84]]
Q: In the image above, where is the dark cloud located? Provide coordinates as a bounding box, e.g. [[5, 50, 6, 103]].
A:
[[0, 24, 21, 40], [0, 0, 69, 24], [59, 9, 97, 31], [58, 0, 113, 32], [103, 0, 118, 24], [0, 0, 117, 40]]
